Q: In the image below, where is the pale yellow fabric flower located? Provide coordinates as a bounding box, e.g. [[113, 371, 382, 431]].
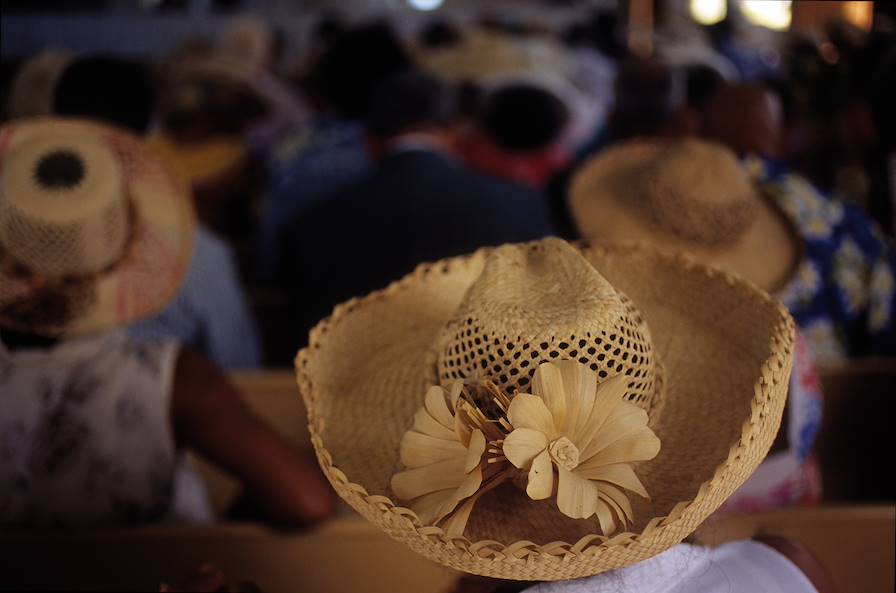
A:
[[502, 361, 660, 535], [391, 382, 504, 536]]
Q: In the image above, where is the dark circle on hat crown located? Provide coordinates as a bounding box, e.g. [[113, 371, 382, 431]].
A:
[[34, 150, 85, 190]]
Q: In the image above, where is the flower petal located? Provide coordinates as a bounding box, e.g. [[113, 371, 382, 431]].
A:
[[526, 448, 554, 500], [400, 430, 467, 468], [579, 430, 661, 469], [595, 498, 618, 535], [579, 402, 651, 460], [425, 386, 455, 429], [555, 359, 597, 440], [572, 373, 628, 446], [439, 482, 485, 537], [410, 489, 453, 525], [576, 463, 649, 498], [464, 429, 486, 473], [503, 427, 548, 469], [453, 405, 473, 445], [598, 482, 634, 524], [447, 381, 464, 410], [507, 393, 556, 437], [532, 362, 567, 430], [556, 465, 599, 520], [433, 465, 483, 524], [413, 405, 456, 440], [391, 456, 466, 500]]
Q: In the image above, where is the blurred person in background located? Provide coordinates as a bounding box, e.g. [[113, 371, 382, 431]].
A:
[[52, 54, 262, 369], [0, 119, 333, 527], [149, 48, 270, 241], [4, 50, 73, 121], [256, 21, 412, 282], [278, 70, 554, 357], [569, 138, 895, 364], [461, 82, 571, 190], [574, 57, 694, 162], [701, 82, 785, 159]]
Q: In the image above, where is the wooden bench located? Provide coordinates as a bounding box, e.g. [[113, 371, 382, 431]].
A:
[[2, 506, 891, 593]]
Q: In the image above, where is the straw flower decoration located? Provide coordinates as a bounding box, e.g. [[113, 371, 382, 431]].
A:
[[502, 360, 661, 535], [391, 381, 511, 536]]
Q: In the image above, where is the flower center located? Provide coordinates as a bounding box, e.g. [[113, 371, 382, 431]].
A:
[[548, 436, 580, 471]]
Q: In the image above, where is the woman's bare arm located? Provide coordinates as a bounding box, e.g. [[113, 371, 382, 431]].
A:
[[171, 348, 334, 525]]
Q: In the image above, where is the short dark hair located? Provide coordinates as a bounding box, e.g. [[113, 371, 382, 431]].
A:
[[303, 21, 412, 120], [365, 70, 456, 139], [418, 19, 463, 49], [54, 56, 154, 133], [478, 84, 569, 153]]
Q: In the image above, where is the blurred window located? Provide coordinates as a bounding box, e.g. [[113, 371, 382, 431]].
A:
[[690, 0, 727, 26], [739, 0, 792, 31]]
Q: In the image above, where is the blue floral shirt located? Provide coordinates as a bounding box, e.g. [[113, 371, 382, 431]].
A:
[[752, 159, 896, 363]]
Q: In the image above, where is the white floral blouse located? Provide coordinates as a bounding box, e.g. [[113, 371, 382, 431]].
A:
[[0, 331, 209, 526]]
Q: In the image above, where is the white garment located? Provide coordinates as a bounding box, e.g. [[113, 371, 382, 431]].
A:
[[524, 541, 818, 593], [0, 330, 211, 526]]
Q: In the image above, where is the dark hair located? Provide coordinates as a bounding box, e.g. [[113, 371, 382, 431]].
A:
[[303, 21, 412, 120], [685, 64, 725, 110], [365, 70, 456, 138], [418, 19, 463, 49], [479, 84, 569, 153], [610, 58, 683, 140], [53, 56, 154, 133]]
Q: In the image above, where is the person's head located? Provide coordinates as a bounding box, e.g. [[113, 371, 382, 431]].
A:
[[53, 56, 154, 133], [303, 21, 412, 120], [684, 64, 725, 112], [608, 57, 687, 141], [0, 119, 193, 345], [701, 82, 783, 158], [479, 84, 569, 155], [419, 19, 464, 50], [463, 82, 571, 187], [155, 50, 270, 141], [364, 70, 457, 156]]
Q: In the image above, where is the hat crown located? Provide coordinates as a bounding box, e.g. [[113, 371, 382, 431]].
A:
[[639, 140, 757, 244], [435, 238, 661, 412], [0, 129, 129, 278]]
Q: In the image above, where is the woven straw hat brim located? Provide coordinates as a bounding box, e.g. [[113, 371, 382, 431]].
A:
[[296, 241, 794, 580], [568, 142, 798, 292], [0, 118, 195, 337]]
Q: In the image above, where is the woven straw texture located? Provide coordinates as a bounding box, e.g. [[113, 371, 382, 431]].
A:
[[296, 240, 794, 580], [568, 139, 800, 293], [0, 118, 194, 336], [433, 240, 662, 415]]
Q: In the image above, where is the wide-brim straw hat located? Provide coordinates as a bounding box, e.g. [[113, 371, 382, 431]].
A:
[[568, 138, 798, 292], [0, 117, 194, 337], [296, 237, 794, 580]]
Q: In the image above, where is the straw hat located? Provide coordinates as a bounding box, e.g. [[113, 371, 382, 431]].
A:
[[296, 237, 793, 580], [4, 51, 73, 120], [568, 139, 800, 292], [0, 118, 194, 337]]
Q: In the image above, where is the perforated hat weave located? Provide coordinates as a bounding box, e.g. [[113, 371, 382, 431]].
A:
[[296, 238, 794, 580], [0, 118, 194, 336], [434, 239, 662, 414]]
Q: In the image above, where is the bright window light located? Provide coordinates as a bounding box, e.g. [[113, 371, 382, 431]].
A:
[[690, 0, 727, 26], [408, 0, 444, 11], [739, 1, 792, 31], [842, 1, 873, 32]]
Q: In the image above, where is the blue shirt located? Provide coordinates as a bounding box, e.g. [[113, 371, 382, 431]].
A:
[[129, 226, 262, 369], [257, 116, 372, 280], [754, 158, 896, 362]]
